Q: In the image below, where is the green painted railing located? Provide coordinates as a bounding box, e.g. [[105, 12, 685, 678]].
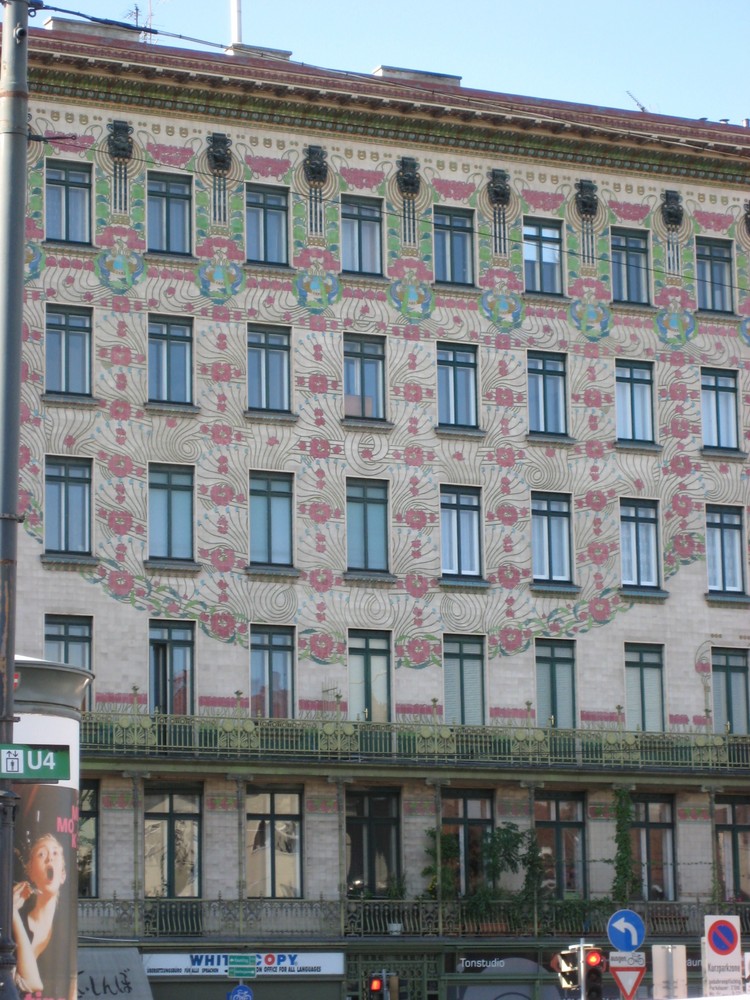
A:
[[80, 712, 750, 773]]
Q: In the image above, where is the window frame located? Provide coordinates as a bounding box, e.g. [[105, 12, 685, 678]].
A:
[[249, 472, 294, 569], [147, 172, 192, 255], [611, 228, 649, 304], [44, 456, 92, 556], [434, 208, 474, 286], [148, 464, 194, 562], [625, 643, 664, 732], [341, 196, 383, 276], [343, 333, 386, 421], [437, 343, 478, 429], [712, 648, 749, 735], [250, 625, 294, 719], [440, 485, 482, 579], [44, 614, 93, 708], [523, 219, 563, 295], [246, 184, 289, 266], [707, 505, 745, 594], [534, 793, 586, 899], [148, 316, 193, 405], [441, 789, 493, 897], [245, 787, 303, 898], [630, 796, 675, 900], [348, 629, 391, 723], [620, 498, 660, 589], [535, 639, 575, 728], [45, 306, 92, 397], [45, 160, 92, 244], [616, 360, 654, 443], [696, 237, 733, 313], [149, 620, 194, 716], [345, 789, 400, 897], [143, 785, 201, 898], [443, 634, 484, 725], [701, 368, 739, 450], [531, 492, 572, 584], [715, 797, 750, 902], [247, 325, 291, 414], [528, 351, 567, 435], [346, 478, 389, 573]]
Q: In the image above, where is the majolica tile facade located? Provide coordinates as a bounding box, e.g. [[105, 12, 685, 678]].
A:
[[15, 16, 750, 1000]]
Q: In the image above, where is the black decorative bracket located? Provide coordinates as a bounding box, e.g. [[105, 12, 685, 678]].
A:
[[303, 145, 328, 185], [488, 169, 511, 208], [396, 157, 420, 197], [207, 132, 232, 176], [661, 190, 684, 229], [106, 120, 133, 163], [575, 179, 598, 219]]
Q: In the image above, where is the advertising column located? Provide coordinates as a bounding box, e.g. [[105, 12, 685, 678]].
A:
[[10, 657, 90, 1000]]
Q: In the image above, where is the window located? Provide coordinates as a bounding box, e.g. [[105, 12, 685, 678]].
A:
[[616, 361, 654, 443], [45, 614, 92, 708], [144, 787, 201, 898], [611, 230, 649, 304], [45, 457, 91, 555], [342, 197, 382, 275], [149, 621, 194, 715], [247, 325, 291, 413], [715, 798, 750, 902], [631, 797, 675, 900], [45, 307, 91, 396], [620, 499, 659, 588], [444, 635, 484, 725], [528, 352, 566, 435], [246, 788, 302, 898], [344, 334, 385, 419], [148, 317, 192, 404], [346, 790, 399, 896], [46, 161, 91, 243], [437, 344, 477, 428], [148, 173, 191, 254], [697, 237, 732, 312], [441, 486, 481, 578], [536, 640, 575, 728], [249, 473, 293, 568], [625, 644, 664, 731], [523, 220, 563, 294], [441, 790, 492, 896], [349, 630, 390, 723], [246, 185, 288, 265], [148, 464, 193, 561], [707, 506, 745, 594], [250, 626, 294, 718], [712, 648, 749, 735], [78, 781, 99, 898], [701, 369, 738, 449], [534, 794, 585, 899], [531, 493, 571, 583], [434, 209, 473, 285], [347, 479, 388, 572]]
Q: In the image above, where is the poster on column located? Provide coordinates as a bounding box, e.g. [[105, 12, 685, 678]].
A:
[[11, 783, 78, 1000]]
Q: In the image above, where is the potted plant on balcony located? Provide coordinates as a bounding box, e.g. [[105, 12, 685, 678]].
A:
[[465, 823, 524, 933], [385, 873, 407, 935]]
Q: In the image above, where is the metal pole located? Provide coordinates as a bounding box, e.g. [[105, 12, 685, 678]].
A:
[[0, 2, 31, 997]]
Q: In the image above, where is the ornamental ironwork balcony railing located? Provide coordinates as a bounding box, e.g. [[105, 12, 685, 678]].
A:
[[77, 896, 750, 942], [80, 711, 750, 773]]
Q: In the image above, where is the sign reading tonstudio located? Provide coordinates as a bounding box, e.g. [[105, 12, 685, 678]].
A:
[[143, 953, 345, 978]]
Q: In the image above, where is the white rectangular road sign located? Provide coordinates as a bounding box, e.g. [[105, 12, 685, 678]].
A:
[[610, 951, 646, 1000], [703, 915, 742, 996]]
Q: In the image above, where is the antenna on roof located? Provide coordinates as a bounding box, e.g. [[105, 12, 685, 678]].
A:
[[231, 0, 242, 45], [626, 90, 648, 113]]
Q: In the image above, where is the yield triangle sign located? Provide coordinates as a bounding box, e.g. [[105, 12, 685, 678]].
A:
[[611, 966, 645, 1000]]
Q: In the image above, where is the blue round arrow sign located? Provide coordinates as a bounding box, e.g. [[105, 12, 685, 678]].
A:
[[607, 908, 646, 952]]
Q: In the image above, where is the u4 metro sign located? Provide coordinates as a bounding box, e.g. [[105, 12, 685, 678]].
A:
[[0, 744, 70, 781]]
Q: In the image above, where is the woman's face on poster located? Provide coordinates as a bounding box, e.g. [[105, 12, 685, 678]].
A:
[[26, 835, 66, 895]]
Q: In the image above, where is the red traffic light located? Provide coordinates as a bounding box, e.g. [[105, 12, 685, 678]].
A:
[[585, 950, 603, 968], [369, 976, 385, 993]]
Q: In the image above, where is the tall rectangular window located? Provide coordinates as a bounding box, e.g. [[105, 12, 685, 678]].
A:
[[528, 352, 566, 434], [246, 788, 302, 898], [46, 161, 91, 244], [441, 790, 492, 896], [531, 493, 571, 583], [149, 621, 194, 715], [148, 464, 193, 561], [620, 499, 659, 588], [611, 230, 649, 304], [344, 334, 385, 420], [148, 317, 192, 404], [45, 457, 91, 555], [625, 644, 664, 731], [697, 237, 732, 312], [144, 787, 201, 897], [444, 635, 484, 725], [716, 798, 750, 902], [349, 630, 390, 723], [712, 648, 749, 735], [45, 614, 93, 707], [342, 197, 382, 275], [536, 640, 575, 728], [246, 185, 288, 265], [434, 209, 473, 285], [346, 790, 399, 897], [77, 781, 99, 898], [701, 369, 738, 449], [148, 174, 191, 254], [441, 486, 481, 578], [707, 505, 745, 594], [45, 307, 91, 396], [247, 325, 291, 413], [249, 473, 293, 568], [534, 794, 585, 899], [437, 344, 477, 428], [347, 479, 388, 573], [250, 626, 294, 718], [616, 360, 654, 443], [524, 220, 562, 294], [631, 798, 675, 900]]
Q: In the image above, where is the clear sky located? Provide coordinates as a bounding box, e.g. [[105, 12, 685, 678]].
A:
[[37, 0, 749, 126]]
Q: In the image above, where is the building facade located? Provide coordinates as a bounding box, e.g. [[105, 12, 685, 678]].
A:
[[14, 16, 750, 1000]]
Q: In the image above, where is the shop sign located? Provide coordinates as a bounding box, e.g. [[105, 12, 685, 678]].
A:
[[143, 953, 345, 978]]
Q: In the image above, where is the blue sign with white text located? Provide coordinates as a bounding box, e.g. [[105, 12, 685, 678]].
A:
[[607, 909, 646, 952], [228, 986, 254, 1000]]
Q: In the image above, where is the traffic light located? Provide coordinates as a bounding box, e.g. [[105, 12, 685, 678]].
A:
[[368, 973, 386, 1000], [554, 949, 579, 991], [583, 948, 604, 1000]]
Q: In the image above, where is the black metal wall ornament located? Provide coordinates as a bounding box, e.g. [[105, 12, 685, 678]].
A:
[[303, 145, 328, 236], [744, 200, 750, 236], [661, 190, 684, 275], [207, 133, 232, 225], [488, 169, 511, 256], [106, 120, 133, 214], [396, 157, 420, 246], [575, 179, 598, 219]]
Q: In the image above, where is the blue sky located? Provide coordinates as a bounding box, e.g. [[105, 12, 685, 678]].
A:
[[38, 0, 749, 126]]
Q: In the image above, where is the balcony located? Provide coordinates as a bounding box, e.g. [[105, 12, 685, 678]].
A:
[[80, 711, 750, 775], [78, 896, 750, 943]]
